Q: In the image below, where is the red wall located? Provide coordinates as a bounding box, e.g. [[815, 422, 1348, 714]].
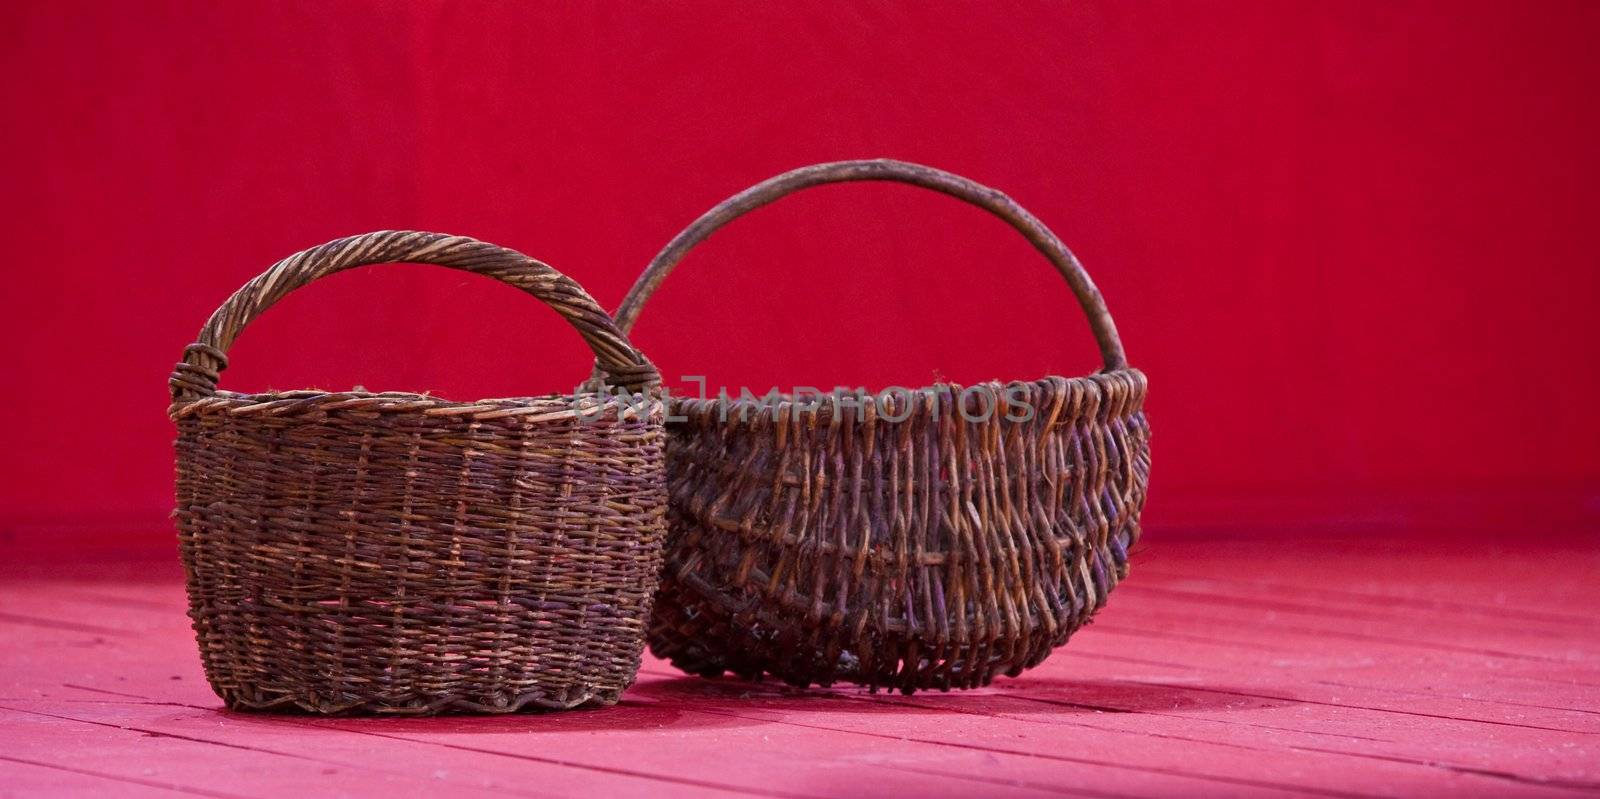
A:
[[3, 1, 1597, 546]]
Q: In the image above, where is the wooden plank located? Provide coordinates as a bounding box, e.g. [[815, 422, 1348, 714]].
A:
[[0, 754, 203, 798], [633, 667, 1590, 798], [1130, 534, 1600, 613], [0, 691, 1181, 799], [1121, 575, 1600, 633], [4, 528, 1598, 797], [0, 609, 1323, 796], [1066, 618, 1600, 726], [0, 707, 520, 799]]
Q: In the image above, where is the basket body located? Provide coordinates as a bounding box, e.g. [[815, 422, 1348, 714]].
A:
[[174, 390, 665, 714], [647, 371, 1148, 693]]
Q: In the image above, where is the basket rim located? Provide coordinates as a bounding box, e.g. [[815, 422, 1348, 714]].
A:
[[668, 366, 1146, 422], [169, 387, 663, 423]]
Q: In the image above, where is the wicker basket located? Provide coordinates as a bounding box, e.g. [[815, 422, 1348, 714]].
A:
[[168, 230, 666, 714], [608, 160, 1151, 693]]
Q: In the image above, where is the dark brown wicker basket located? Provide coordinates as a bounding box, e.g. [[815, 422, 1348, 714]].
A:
[[608, 160, 1151, 694], [168, 230, 666, 715]]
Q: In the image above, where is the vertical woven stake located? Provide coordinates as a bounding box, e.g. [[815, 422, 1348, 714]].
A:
[[170, 231, 665, 714], [609, 161, 1151, 693]]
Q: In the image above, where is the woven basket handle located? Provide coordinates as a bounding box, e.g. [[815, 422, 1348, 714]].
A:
[[611, 159, 1128, 371], [169, 230, 659, 402]]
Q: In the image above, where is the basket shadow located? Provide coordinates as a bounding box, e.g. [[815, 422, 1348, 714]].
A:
[[210, 695, 756, 734], [997, 676, 1299, 714], [631, 673, 1296, 716]]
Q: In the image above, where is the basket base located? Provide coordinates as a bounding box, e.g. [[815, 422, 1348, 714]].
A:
[[214, 685, 626, 716], [647, 510, 1140, 694], [647, 571, 1086, 695]]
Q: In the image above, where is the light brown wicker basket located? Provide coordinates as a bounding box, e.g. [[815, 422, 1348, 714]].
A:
[[169, 230, 665, 714], [609, 160, 1151, 693]]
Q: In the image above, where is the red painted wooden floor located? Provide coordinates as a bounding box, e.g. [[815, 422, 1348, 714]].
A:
[[3, 527, 1597, 798]]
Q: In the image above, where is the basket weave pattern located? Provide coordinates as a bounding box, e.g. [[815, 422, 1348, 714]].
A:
[[609, 161, 1151, 693], [652, 374, 1148, 692], [170, 231, 665, 714]]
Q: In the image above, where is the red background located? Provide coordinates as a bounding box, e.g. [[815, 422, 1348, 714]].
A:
[[3, 1, 1597, 556]]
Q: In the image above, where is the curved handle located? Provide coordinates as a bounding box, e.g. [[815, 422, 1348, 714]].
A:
[[169, 230, 659, 402], [612, 159, 1128, 371]]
